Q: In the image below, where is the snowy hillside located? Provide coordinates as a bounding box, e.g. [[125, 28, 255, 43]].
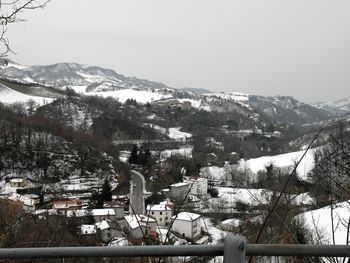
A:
[[1, 61, 175, 104], [0, 61, 333, 123], [0, 83, 54, 106], [313, 98, 350, 116], [297, 200, 350, 244], [238, 148, 317, 181], [201, 148, 317, 182]]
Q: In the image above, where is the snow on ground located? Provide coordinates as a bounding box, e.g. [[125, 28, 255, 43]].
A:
[[168, 127, 192, 140], [86, 89, 172, 104], [199, 187, 273, 213], [201, 149, 317, 184], [297, 200, 350, 244], [200, 188, 314, 213], [0, 83, 55, 106], [152, 147, 193, 160], [293, 192, 314, 206], [238, 148, 317, 180], [119, 150, 131, 163], [200, 165, 230, 181], [70, 85, 88, 93], [60, 175, 101, 192], [145, 124, 192, 141], [178, 98, 212, 112], [203, 217, 227, 244], [7, 61, 28, 70]]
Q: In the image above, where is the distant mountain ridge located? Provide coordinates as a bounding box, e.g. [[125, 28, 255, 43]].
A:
[[313, 98, 350, 116], [0, 60, 336, 124], [1, 61, 171, 92]]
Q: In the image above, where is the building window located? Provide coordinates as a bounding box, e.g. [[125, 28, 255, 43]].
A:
[[151, 212, 154, 215], [159, 218, 162, 221], [165, 217, 168, 220], [160, 212, 163, 215]]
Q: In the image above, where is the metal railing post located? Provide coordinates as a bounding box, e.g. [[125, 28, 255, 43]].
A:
[[224, 235, 246, 263]]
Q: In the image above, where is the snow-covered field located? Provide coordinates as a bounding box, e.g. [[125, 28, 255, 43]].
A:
[[70, 85, 173, 104], [152, 147, 193, 160], [0, 83, 55, 106], [144, 124, 192, 141], [201, 188, 274, 213], [199, 187, 314, 213], [201, 148, 318, 182], [238, 149, 317, 180], [298, 200, 350, 245]]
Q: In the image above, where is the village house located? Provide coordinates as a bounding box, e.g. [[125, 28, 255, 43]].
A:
[[123, 215, 157, 239], [51, 200, 82, 216], [171, 212, 201, 240], [7, 193, 39, 211], [95, 219, 123, 243], [170, 182, 191, 202], [91, 209, 116, 222], [146, 201, 174, 227], [9, 178, 27, 188], [104, 200, 125, 219], [185, 177, 208, 197], [52, 200, 82, 211]]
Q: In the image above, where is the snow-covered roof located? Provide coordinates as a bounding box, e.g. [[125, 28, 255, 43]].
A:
[[33, 209, 58, 216], [172, 212, 201, 221], [9, 178, 25, 183], [8, 193, 38, 207], [221, 218, 241, 227], [146, 204, 172, 212], [81, 225, 97, 235], [66, 209, 89, 217], [95, 220, 110, 230], [124, 215, 156, 230], [91, 209, 115, 216], [170, 182, 190, 188], [52, 200, 82, 209], [108, 237, 129, 247], [104, 200, 124, 208]]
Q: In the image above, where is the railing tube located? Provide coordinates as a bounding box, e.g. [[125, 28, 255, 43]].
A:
[[224, 235, 246, 263]]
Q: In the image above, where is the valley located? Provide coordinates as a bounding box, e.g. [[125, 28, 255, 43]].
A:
[[0, 61, 349, 262]]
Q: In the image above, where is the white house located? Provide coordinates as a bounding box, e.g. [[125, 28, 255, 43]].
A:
[[7, 193, 39, 211], [91, 209, 116, 222], [185, 177, 208, 197], [104, 200, 125, 219], [170, 182, 191, 202], [146, 201, 174, 227], [9, 178, 27, 188], [95, 219, 123, 243], [123, 215, 157, 239], [171, 212, 201, 240]]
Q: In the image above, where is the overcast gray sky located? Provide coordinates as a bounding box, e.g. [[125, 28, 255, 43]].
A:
[[7, 0, 350, 103]]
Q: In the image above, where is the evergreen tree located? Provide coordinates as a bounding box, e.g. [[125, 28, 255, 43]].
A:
[[129, 144, 139, 164], [101, 179, 112, 202], [88, 191, 104, 209], [139, 148, 151, 166]]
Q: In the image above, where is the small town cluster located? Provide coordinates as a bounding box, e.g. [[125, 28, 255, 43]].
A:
[[0, 172, 217, 247]]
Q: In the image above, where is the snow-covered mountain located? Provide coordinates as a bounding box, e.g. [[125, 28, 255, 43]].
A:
[[0, 60, 333, 124], [2, 60, 171, 91]]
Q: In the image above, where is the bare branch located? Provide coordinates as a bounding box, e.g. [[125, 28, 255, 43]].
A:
[[0, 0, 50, 59]]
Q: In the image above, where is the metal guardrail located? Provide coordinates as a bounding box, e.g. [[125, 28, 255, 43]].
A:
[[1, 235, 350, 263]]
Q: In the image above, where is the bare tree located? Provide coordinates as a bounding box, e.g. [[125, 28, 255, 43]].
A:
[[0, 0, 50, 61]]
